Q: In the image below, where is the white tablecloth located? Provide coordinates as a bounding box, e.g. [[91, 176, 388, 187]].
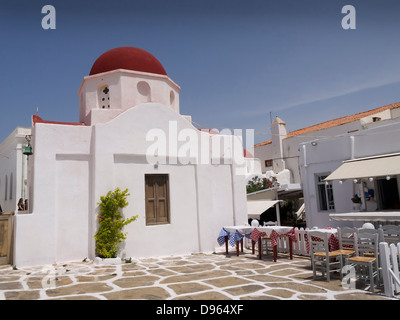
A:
[[223, 225, 254, 235], [256, 226, 294, 237], [309, 228, 337, 235]]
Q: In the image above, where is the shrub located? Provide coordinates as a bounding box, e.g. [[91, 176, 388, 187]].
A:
[[94, 188, 138, 258], [246, 176, 279, 194]]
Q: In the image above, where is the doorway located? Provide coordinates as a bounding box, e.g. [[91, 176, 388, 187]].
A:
[[377, 178, 400, 210], [0, 214, 14, 265]]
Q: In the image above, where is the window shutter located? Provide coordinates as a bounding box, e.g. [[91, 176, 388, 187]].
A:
[[145, 176, 157, 225]]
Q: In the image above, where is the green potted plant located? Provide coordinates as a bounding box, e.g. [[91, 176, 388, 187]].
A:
[[94, 188, 138, 262], [351, 195, 362, 211]]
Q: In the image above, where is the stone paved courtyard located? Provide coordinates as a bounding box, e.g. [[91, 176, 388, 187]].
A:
[[0, 250, 398, 300]]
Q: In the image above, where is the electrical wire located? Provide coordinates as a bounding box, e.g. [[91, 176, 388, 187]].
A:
[[190, 119, 400, 140]]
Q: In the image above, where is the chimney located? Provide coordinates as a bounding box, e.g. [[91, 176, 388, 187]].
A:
[[271, 117, 287, 173]]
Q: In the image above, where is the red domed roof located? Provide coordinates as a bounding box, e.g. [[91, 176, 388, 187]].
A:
[[89, 47, 167, 76]]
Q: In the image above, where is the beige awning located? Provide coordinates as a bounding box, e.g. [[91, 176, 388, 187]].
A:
[[247, 200, 281, 219], [330, 211, 400, 222], [325, 153, 400, 181]]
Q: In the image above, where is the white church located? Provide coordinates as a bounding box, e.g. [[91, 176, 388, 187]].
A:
[[0, 47, 248, 267]]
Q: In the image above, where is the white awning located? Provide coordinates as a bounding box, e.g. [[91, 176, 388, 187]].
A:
[[296, 203, 305, 220], [325, 153, 400, 181], [247, 200, 280, 219], [330, 211, 400, 222]]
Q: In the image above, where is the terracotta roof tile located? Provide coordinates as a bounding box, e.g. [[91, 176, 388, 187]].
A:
[[253, 139, 272, 148], [32, 115, 85, 127], [253, 102, 400, 148]]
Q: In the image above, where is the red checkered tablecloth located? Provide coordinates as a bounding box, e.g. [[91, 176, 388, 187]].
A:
[[305, 231, 339, 253], [250, 228, 266, 242], [250, 227, 297, 247]]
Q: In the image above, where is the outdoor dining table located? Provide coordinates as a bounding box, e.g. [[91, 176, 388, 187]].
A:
[[217, 225, 254, 257], [250, 226, 297, 261], [217, 225, 296, 262]]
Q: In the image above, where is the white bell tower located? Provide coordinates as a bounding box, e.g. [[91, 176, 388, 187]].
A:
[[77, 47, 181, 126]]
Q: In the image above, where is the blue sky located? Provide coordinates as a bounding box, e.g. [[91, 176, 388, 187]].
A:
[[1, 0, 400, 146]]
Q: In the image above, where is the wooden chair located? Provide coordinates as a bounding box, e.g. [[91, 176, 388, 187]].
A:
[[261, 235, 273, 256], [357, 227, 384, 243], [264, 221, 277, 226], [345, 232, 379, 292], [260, 221, 278, 257], [381, 224, 400, 231], [381, 225, 400, 245], [355, 228, 383, 266], [335, 227, 356, 265], [307, 230, 343, 282]]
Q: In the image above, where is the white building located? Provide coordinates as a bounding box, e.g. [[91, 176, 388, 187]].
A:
[[299, 120, 400, 228], [254, 103, 400, 182], [252, 102, 400, 226], [2, 47, 248, 267], [0, 127, 31, 213]]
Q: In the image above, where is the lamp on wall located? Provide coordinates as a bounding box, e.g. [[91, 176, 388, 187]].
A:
[[23, 135, 33, 156]]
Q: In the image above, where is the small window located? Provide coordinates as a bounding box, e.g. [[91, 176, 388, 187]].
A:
[[9, 173, 13, 200], [137, 81, 151, 102], [265, 159, 273, 167], [170, 91, 175, 108], [4, 175, 7, 201], [145, 174, 170, 225], [316, 174, 335, 211], [99, 85, 110, 109]]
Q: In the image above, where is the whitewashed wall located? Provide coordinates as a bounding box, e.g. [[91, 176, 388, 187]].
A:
[[14, 124, 92, 267], [300, 121, 400, 228], [13, 103, 247, 266], [92, 103, 247, 259]]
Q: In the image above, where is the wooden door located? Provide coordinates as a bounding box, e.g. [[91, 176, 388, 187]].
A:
[[0, 214, 14, 265], [145, 175, 170, 225]]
